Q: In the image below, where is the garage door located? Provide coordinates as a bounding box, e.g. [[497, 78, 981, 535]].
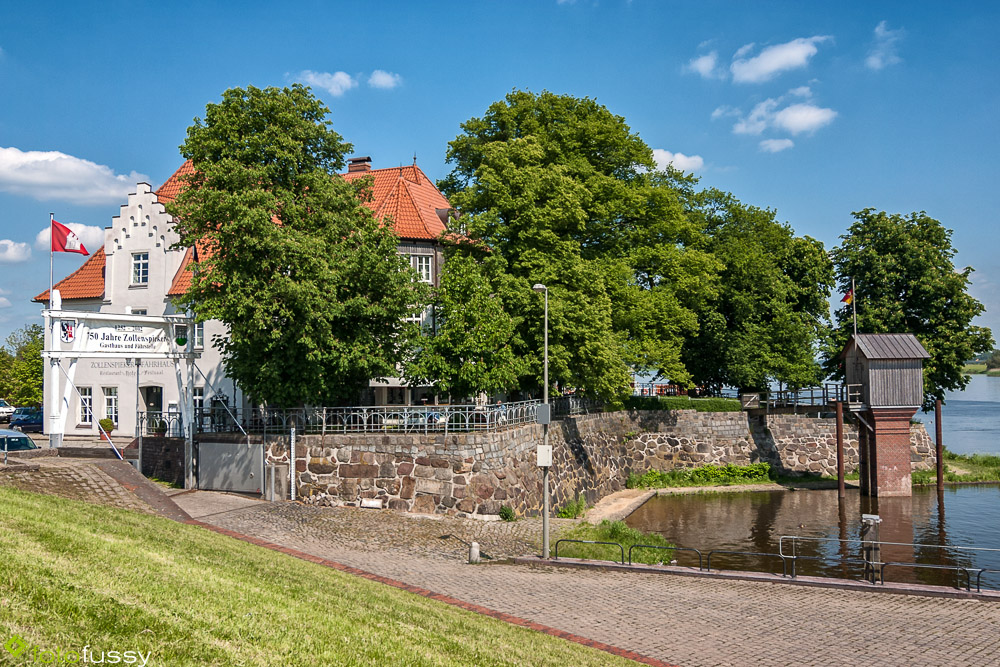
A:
[[198, 441, 263, 494]]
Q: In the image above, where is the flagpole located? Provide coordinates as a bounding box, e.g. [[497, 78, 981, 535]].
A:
[[852, 276, 857, 338], [49, 213, 54, 310]]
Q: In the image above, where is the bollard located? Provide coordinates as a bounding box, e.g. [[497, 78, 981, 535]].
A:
[[468, 541, 481, 564]]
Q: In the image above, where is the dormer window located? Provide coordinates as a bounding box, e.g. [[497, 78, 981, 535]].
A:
[[132, 252, 149, 286]]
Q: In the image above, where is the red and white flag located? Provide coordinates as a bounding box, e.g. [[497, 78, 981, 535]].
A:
[[51, 220, 89, 255]]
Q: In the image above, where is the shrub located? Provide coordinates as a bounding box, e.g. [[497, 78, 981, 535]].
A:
[[623, 396, 742, 412], [556, 496, 587, 519], [626, 462, 772, 489], [557, 520, 673, 565], [498, 504, 516, 522], [98, 418, 115, 433]]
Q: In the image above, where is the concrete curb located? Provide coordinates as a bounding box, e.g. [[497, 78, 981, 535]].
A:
[[513, 555, 1000, 603]]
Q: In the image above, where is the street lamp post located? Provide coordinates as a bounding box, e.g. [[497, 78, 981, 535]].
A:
[[532, 283, 550, 558]]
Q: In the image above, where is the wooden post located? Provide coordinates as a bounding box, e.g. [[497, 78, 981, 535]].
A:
[[935, 398, 944, 492], [836, 400, 846, 498]]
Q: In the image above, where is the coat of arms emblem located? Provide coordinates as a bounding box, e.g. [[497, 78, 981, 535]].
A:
[[60, 320, 77, 343]]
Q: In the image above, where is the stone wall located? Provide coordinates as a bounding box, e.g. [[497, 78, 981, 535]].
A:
[[137, 437, 186, 486], [254, 411, 936, 518]]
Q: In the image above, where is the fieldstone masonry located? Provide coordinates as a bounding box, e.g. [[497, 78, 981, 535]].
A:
[[253, 411, 935, 518]]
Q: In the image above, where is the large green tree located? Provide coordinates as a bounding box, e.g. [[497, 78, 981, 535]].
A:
[[682, 190, 834, 391], [404, 245, 525, 399], [827, 209, 993, 409], [440, 90, 715, 400], [1, 324, 44, 406], [169, 85, 425, 406]]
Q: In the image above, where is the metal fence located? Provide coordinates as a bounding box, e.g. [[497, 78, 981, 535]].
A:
[[137, 399, 550, 437]]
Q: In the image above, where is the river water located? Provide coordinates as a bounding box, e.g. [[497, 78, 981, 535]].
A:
[[626, 375, 1000, 589]]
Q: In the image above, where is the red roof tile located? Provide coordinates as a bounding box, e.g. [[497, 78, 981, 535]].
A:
[[155, 160, 195, 204], [33, 247, 106, 303]]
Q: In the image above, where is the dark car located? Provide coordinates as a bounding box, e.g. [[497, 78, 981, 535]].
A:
[[10, 408, 43, 433], [0, 429, 39, 452]]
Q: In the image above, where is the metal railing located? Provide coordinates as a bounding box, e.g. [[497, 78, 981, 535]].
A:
[[137, 400, 544, 436], [136, 411, 185, 438], [540, 533, 1000, 593], [765, 383, 863, 410], [554, 539, 625, 564]]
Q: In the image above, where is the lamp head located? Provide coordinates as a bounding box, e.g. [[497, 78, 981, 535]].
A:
[[532, 283, 547, 292]]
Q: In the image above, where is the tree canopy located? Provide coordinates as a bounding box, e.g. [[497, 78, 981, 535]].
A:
[[681, 189, 834, 391], [404, 245, 525, 399], [0, 324, 44, 406], [827, 209, 993, 409], [169, 85, 425, 406], [439, 90, 715, 401]]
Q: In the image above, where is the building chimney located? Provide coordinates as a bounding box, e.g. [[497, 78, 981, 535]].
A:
[[348, 156, 372, 173]]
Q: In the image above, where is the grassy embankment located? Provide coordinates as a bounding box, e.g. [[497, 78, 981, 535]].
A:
[[912, 448, 1000, 485], [0, 486, 636, 667], [553, 520, 675, 565], [962, 362, 1000, 376]]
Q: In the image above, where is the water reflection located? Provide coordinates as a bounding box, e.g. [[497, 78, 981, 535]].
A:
[[626, 485, 1000, 589]]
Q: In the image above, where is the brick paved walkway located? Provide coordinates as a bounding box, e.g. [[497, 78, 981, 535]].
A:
[[179, 498, 1000, 667], [0, 457, 155, 514]]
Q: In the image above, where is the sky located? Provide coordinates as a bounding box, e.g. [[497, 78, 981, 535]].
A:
[[1, 1, 998, 347]]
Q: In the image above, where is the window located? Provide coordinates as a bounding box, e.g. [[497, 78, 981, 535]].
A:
[[103, 387, 118, 424], [194, 322, 204, 348], [79, 387, 93, 424], [131, 252, 149, 286], [193, 387, 204, 416], [132, 309, 147, 316], [412, 255, 433, 283]]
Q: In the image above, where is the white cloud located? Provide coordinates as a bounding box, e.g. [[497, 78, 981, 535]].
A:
[[34, 223, 104, 253], [866, 21, 904, 70], [0, 239, 31, 263], [711, 105, 740, 120], [297, 70, 357, 97], [730, 36, 831, 83], [759, 138, 795, 153], [733, 99, 779, 135], [653, 149, 704, 173], [0, 297, 11, 308], [733, 42, 756, 60], [773, 103, 837, 134], [686, 51, 721, 79], [788, 85, 812, 98], [0, 147, 148, 206], [368, 69, 402, 90], [729, 97, 836, 138]]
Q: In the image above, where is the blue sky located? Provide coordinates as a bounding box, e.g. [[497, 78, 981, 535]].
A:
[[1, 1, 998, 347]]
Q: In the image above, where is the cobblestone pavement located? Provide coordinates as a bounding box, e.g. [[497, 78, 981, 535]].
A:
[[192, 500, 1000, 667], [0, 457, 155, 514]]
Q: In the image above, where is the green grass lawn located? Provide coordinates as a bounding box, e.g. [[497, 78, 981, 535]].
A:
[[0, 486, 636, 666], [911, 449, 1000, 485], [962, 362, 988, 374]]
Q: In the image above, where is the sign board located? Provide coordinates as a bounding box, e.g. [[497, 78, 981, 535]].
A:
[[537, 403, 551, 425], [45, 310, 196, 360], [537, 444, 552, 467]]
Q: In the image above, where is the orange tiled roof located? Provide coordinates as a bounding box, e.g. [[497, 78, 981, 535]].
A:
[[42, 158, 451, 304], [342, 164, 451, 240], [154, 160, 195, 204], [33, 247, 106, 303]]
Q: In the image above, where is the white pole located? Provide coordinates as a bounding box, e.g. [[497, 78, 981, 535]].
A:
[[289, 425, 296, 501], [48, 213, 54, 310], [852, 276, 857, 338], [542, 287, 550, 559]]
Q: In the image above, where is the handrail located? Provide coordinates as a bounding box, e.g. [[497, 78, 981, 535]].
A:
[[706, 550, 788, 577], [973, 569, 999, 593], [880, 562, 977, 591], [554, 539, 625, 564], [628, 544, 703, 569]]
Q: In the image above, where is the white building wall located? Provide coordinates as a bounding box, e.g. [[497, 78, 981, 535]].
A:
[[44, 183, 239, 441]]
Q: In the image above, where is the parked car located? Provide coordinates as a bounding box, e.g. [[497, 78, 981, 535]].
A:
[[0, 399, 14, 422], [10, 407, 43, 433], [0, 428, 39, 452]]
